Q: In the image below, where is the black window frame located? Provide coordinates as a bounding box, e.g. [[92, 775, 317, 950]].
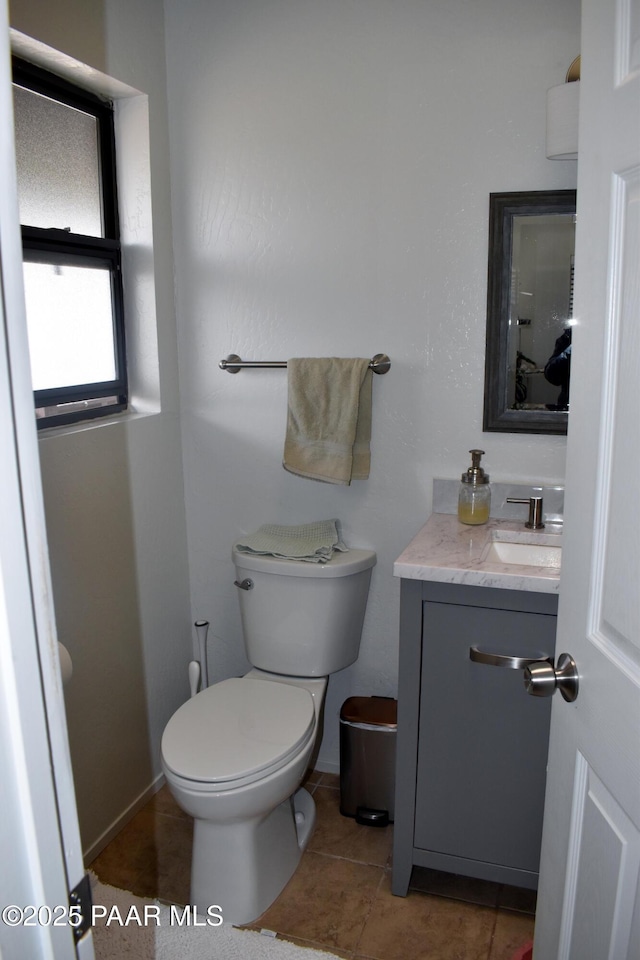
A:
[[12, 57, 127, 430]]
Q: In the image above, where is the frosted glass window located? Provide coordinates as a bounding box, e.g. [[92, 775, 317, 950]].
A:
[[23, 262, 116, 390], [14, 57, 126, 428], [13, 85, 103, 236]]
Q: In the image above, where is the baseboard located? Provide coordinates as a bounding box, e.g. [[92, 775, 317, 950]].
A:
[[83, 771, 165, 866], [313, 759, 340, 776]]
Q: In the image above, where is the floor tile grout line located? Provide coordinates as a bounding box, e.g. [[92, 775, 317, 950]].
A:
[[306, 848, 392, 870], [350, 868, 387, 960], [154, 811, 190, 823], [486, 906, 501, 960]]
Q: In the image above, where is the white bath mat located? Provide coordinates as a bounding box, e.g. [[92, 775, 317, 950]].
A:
[[90, 875, 341, 960]]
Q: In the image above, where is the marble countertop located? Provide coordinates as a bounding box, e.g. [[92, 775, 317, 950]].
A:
[[394, 513, 562, 594]]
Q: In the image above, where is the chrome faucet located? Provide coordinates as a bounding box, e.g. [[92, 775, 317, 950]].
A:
[[506, 496, 545, 530]]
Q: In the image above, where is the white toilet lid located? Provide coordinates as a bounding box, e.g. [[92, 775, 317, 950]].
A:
[[161, 677, 315, 784]]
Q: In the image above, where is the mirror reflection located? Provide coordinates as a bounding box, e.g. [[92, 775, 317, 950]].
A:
[[483, 190, 576, 435], [510, 212, 575, 411]]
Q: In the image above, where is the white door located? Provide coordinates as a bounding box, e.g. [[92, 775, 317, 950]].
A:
[[533, 0, 640, 956], [0, 3, 94, 957]]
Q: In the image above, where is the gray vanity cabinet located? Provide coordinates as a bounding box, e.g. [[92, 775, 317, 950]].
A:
[[392, 579, 558, 896]]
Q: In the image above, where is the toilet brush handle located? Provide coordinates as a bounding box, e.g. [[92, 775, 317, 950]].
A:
[[194, 620, 210, 690]]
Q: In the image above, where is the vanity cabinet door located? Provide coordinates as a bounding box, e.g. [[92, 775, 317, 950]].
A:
[[413, 599, 556, 884]]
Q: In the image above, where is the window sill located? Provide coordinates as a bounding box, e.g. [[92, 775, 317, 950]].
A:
[[36, 406, 160, 440]]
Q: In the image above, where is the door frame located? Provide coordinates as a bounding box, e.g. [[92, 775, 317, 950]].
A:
[[0, 1, 92, 955]]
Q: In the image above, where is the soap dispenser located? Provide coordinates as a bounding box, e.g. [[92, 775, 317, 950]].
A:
[[458, 449, 491, 525]]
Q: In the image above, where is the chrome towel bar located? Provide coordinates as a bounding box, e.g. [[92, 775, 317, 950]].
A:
[[219, 353, 391, 374]]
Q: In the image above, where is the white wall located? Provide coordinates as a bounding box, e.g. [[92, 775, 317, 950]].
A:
[[10, 0, 192, 855], [164, 0, 581, 770]]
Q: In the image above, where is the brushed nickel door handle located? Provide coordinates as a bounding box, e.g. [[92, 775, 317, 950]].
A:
[[469, 646, 551, 670]]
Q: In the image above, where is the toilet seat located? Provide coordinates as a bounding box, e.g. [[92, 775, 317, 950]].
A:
[[161, 677, 315, 788]]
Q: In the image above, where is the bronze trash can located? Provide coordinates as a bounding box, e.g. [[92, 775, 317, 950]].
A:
[[339, 696, 397, 827]]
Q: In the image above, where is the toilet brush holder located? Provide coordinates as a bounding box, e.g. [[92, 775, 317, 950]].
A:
[[188, 660, 200, 698], [194, 620, 209, 689]]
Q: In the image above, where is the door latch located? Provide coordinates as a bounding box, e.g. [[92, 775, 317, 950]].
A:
[[69, 873, 92, 941]]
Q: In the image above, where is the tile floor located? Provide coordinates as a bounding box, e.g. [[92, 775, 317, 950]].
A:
[[89, 771, 535, 960]]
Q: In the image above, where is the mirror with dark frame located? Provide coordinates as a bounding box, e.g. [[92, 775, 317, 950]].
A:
[[483, 190, 576, 435]]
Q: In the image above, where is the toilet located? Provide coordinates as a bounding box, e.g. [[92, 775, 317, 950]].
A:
[[160, 544, 376, 924]]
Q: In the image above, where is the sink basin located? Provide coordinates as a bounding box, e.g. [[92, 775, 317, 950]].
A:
[[484, 540, 562, 568], [482, 529, 562, 569]]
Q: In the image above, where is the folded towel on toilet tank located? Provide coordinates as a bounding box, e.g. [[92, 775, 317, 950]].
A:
[[234, 519, 348, 563]]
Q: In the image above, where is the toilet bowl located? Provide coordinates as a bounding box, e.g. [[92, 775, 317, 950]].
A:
[[162, 673, 326, 923], [161, 544, 376, 925]]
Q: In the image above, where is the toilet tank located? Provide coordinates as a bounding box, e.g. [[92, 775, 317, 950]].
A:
[[232, 547, 376, 677]]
